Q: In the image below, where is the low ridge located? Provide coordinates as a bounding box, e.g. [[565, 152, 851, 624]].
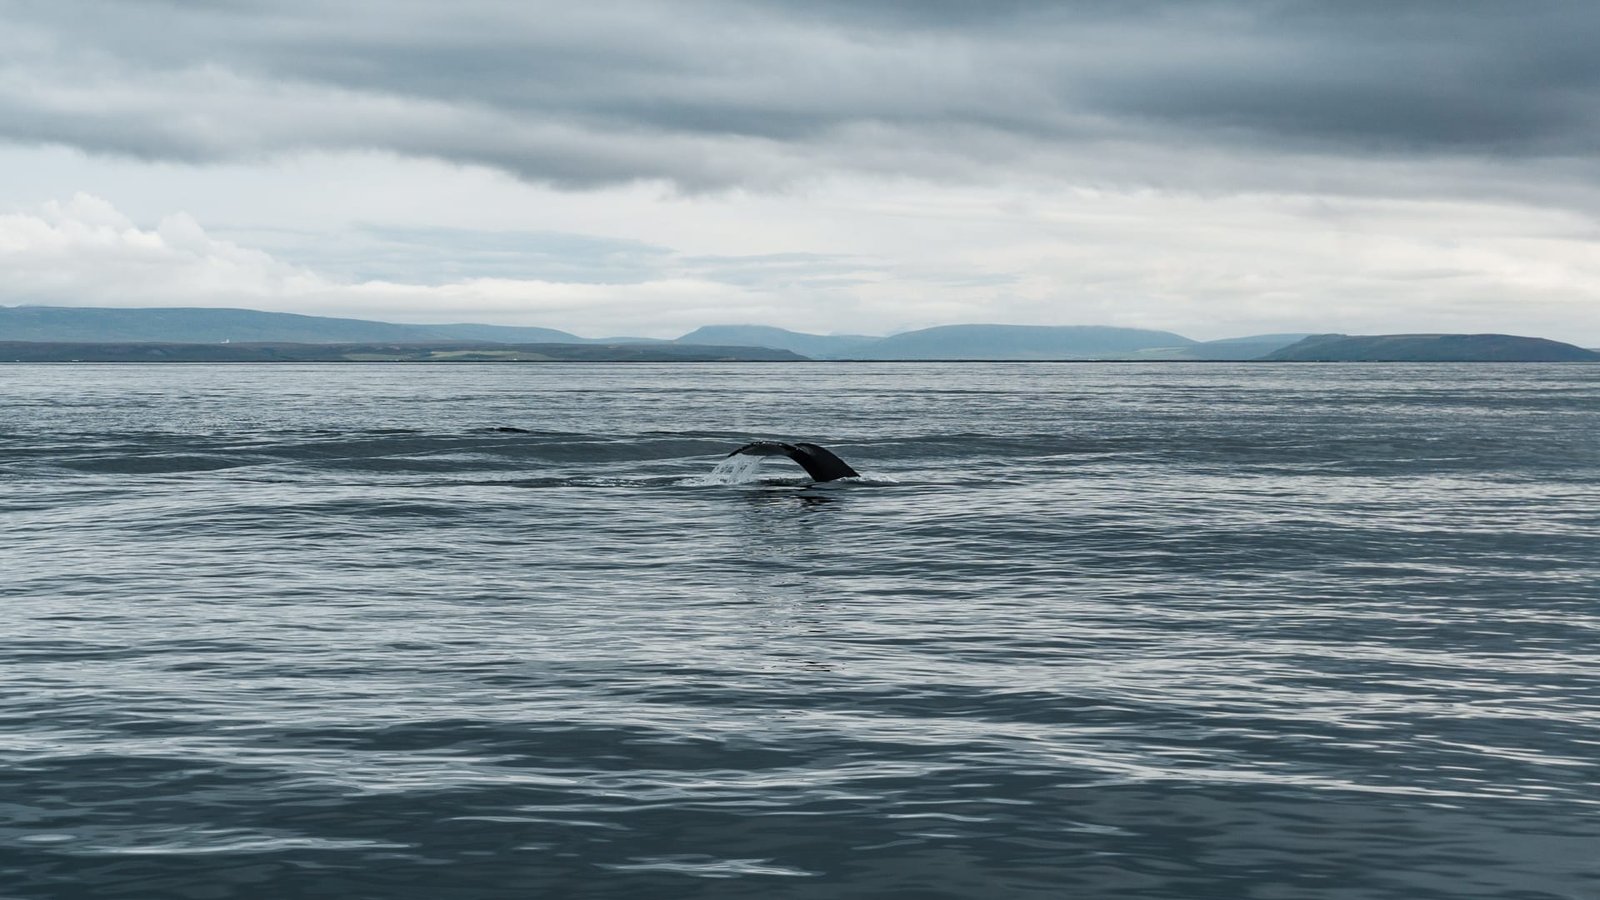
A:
[[856, 324, 1196, 360], [0, 306, 587, 345], [1264, 334, 1600, 362]]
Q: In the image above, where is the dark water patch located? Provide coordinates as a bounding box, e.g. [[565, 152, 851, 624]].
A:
[[55, 453, 277, 475]]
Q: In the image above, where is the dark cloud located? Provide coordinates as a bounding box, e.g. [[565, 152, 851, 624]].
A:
[[1075, 2, 1600, 153], [2, 0, 1598, 193]]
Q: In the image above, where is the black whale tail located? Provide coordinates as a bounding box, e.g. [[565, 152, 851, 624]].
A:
[[728, 441, 860, 482]]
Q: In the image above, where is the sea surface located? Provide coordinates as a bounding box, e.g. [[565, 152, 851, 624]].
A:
[[2, 362, 1598, 900]]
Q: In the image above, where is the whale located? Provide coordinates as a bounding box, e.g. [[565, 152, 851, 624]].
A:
[[728, 441, 859, 482]]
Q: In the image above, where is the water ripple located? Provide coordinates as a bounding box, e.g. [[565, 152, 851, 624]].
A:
[[2, 362, 1597, 898]]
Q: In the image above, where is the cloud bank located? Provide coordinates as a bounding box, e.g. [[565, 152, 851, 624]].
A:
[[0, 1, 1596, 340], [0, 193, 769, 334], [4, 1, 1600, 201], [6, 191, 1596, 342]]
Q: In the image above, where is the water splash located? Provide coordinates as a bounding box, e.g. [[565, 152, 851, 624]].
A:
[[685, 454, 896, 487], [687, 453, 769, 485]]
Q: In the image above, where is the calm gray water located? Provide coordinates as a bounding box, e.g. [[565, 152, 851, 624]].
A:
[[3, 362, 1598, 900]]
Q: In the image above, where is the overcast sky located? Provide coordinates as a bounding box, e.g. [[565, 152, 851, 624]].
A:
[[2, 0, 1597, 341]]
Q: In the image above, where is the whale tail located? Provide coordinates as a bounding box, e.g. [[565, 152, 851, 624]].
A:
[[728, 441, 860, 482]]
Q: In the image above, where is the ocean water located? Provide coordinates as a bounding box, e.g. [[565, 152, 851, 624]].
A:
[[2, 362, 1597, 900]]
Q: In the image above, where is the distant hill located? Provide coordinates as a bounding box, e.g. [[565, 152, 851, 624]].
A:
[[854, 324, 1195, 360], [419, 322, 595, 343], [1126, 334, 1314, 360], [1263, 334, 1600, 362], [9, 307, 1591, 362], [0, 341, 804, 363], [677, 325, 877, 359], [677, 325, 1309, 360], [0, 306, 588, 344]]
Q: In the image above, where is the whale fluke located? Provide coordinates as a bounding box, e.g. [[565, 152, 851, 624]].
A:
[[728, 441, 859, 482]]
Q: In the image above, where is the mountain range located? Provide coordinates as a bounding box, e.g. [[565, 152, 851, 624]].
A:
[[0, 306, 1310, 360], [2, 306, 1595, 362]]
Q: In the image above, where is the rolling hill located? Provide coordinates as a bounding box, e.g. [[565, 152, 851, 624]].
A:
[[675, 325, 877, 358], [841, 324, 1195, 360], [1263, 334, 1600, 362], [0, 306, 588, 344], [0, 341, 804, 363]]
